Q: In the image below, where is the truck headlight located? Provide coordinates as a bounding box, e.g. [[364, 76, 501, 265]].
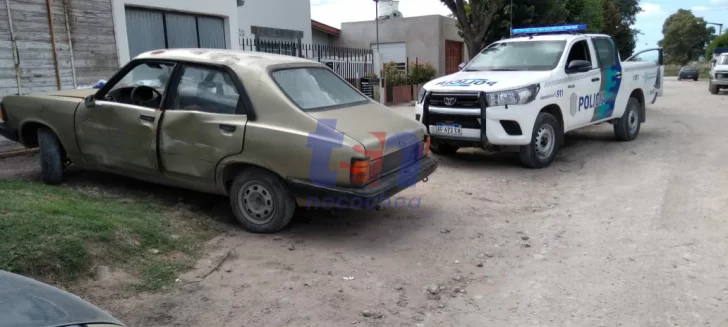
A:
[[486, 84, 540, 107], [417, 88, 426, 103]]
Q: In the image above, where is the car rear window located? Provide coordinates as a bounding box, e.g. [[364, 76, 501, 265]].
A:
[[682, 67, 697, 71], [271, 67, 369, 110]]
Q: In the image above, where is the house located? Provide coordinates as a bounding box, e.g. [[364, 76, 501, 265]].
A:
[[237, 0, 312, 51], [312, 19, 339, 47], [0, 0, 239, 98], [334, 14, 467, 77]]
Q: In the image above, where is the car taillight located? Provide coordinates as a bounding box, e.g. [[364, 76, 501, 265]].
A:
[[0, 102, 7, 122], [423, 135, 431, 157], [350, 158, 372, 186]]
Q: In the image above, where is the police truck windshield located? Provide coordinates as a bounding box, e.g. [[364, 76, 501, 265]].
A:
[[464, 40, 567, 72], [718, 55, 728, 65]]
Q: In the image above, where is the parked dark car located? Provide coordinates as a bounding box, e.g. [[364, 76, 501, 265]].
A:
[[0, 270, 125, 327], [678, 66, 699, 81]]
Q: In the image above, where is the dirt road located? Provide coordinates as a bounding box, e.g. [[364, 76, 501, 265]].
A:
[[4, 78, 728, 326]]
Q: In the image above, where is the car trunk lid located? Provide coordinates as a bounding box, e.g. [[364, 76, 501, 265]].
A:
[[307, 102, 427, 177]]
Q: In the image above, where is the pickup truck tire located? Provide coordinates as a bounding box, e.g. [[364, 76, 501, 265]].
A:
[[38, 127, 65, 185], [519, 112, 561, 169], [229, 168, 296, 233], [430, 140, 459, 155], [614, 97, 641, 142], [709, 82, 719, 95]]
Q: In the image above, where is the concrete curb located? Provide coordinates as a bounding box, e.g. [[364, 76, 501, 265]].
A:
[[0, 148, 38, 159]]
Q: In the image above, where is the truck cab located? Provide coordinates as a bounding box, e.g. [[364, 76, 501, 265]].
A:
[[709, 53, 728, 95], [415, 24, 664, 168]]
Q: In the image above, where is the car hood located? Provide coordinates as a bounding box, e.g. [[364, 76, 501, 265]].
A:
[[40, 89, 97, 99], [423, 70, 553, 92], [0, 271, 123, 327], [306, 101, 426, 158]]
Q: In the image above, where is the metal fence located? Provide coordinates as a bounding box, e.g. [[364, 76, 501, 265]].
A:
[[238, 38, 374, 86]]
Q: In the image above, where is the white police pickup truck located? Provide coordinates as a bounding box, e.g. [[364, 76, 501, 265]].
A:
[[709, 53, 728, 95], [415, 24, 664, 168]]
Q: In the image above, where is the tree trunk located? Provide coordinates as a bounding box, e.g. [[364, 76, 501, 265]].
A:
[[465, 39, 484, 60]]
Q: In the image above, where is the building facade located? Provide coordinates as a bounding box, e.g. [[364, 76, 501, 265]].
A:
[[237, 0, 312, 47], [335, 15, 466, 77]]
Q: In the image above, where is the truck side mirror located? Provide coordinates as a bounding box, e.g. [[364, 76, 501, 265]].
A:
[[566, 60, 592, 74], [458, 62, 466, 70]]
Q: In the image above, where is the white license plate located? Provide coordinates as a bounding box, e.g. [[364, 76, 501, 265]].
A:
[[435, 124, 462, 135]]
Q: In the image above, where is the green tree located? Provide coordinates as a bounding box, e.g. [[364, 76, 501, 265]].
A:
[[706, 31, 728, 60], [440, 0, 505, 59], [658, 9, 716, 65]]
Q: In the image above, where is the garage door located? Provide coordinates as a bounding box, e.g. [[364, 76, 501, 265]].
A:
[[372, 42, 406, 70], [125, 7, 226, 59]]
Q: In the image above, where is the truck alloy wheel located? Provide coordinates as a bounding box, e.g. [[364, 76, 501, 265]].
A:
[[519, 112, 561, 169], [614, 97, 641, 141]]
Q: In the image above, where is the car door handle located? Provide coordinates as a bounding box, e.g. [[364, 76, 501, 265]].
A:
[[139, 114, 155, 122], [615, 72, 623, 79], [219, 124, 236, 132], [567, 84, 575, 88], [591, 77, 600, 82]]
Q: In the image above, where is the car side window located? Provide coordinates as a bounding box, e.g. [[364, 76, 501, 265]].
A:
[[565, 40, 592, 67], [592, 38, 618, 68], [170, 65, 241, 115], [100, 61, 176, 109], [627, 51, 660, 65]]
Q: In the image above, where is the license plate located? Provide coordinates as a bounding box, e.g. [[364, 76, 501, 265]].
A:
[[435, 124, 462, 135]]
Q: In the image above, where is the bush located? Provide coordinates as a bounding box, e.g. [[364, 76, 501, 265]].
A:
[[706, 32, 728, 60], [408, 61, 437, 85], [384, 61, 408, 87]]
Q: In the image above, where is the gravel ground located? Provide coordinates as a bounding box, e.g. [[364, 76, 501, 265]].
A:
[[2, 78, 728, 327]]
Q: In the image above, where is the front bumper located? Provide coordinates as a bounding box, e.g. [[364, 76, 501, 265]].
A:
[[415, 92, 536, 146], [0, 121, 19, 142], [711, 78, 728, 86], [287, 155, 439, 209]]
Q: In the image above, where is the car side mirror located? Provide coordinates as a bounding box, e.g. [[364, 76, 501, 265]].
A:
[[566, 60, 592, 74], [458, 62, 466, 70], [84, 95, 97, 108]]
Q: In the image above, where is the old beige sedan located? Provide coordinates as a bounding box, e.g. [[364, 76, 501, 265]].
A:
[[0, 49, 438, 233]]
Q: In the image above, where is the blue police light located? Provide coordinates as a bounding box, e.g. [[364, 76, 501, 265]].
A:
[[511, 24, 587, 35]]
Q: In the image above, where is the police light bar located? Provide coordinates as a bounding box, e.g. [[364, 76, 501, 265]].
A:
[[511, 24, 587, 35]]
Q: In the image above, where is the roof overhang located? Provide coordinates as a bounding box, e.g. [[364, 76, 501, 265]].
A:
[[312, 20, 340, 37]]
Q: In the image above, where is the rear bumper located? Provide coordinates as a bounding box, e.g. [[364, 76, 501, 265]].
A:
[[287, 156, 439, 209], [0, 121, 19, 142]]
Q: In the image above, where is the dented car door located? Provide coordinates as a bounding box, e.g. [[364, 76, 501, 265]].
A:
[[158, 63, 248, 186]]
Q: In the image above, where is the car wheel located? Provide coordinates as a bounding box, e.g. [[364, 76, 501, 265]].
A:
[[614, 97, 641, 142], [694, 77, 698, 81], [430, 140, 459, 155], [229, 168, 296, 233], [38, 127, 65, 185], [519, 112, 561, 169], [677, 77, 681, 81], [710, 82, 719, 94]]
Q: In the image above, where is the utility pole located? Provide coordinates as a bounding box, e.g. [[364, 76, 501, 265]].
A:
[[707, 22, 723, 35], [510, 0, 513, 37], [374, 0, 380, 53]]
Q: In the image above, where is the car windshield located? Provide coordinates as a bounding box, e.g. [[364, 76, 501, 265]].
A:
[[272, 67, 369, 110], [718, 56, 728, 65], [464, 40, 567, 71]]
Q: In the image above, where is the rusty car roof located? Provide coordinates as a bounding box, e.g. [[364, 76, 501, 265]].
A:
[[134, 48, 319, 68]]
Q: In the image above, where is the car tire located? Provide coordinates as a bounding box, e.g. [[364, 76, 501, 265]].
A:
[[694, 77, 698, 81], [614, 97, 641, 142], [38, 127, 65, 185], [430, 140, 459, 155], [519, 112, 561, 169], [229, 168, 296, 234], [677, 77, 681, 81], [710, 82, 719, 95]]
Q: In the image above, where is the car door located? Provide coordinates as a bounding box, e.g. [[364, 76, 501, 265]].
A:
[[563, 38, 602, 128], [588, 36, 624, 123], [75, 60, 176, 176], [624, 48, 665, 107], [158, 63, 249, 188]]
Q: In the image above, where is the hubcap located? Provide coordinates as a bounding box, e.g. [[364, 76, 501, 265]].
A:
[[535, 124, 555, 160], [627, 106, 639, 134], [238, 181, 275, 225]]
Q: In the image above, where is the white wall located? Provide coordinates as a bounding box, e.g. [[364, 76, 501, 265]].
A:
[[112, 0, 239, 66], [237, 0, 312, 44]]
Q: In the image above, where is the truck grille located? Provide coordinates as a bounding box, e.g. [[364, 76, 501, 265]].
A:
[[717, 72, 728, 79], [429, 92, 481, 108]]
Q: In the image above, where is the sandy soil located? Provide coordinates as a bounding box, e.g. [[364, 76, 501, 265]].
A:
[[2, 78, 728, 327]]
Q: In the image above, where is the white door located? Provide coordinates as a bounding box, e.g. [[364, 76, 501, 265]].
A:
[[371, 42, 406, 69], [625, 48, 665, 105], [563, 38, 602, 128]]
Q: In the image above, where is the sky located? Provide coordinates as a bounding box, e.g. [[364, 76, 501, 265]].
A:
[[311, 0, 728, 49]]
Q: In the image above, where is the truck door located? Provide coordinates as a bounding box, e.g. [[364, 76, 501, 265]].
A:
[[563, 38, 602, 128], [625, 48, 665, 106], [590, 36, 623, 122], [158, 63, 249, 188]]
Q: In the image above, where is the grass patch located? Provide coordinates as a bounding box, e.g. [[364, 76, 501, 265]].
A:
[[0, 180, 220, 291]]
